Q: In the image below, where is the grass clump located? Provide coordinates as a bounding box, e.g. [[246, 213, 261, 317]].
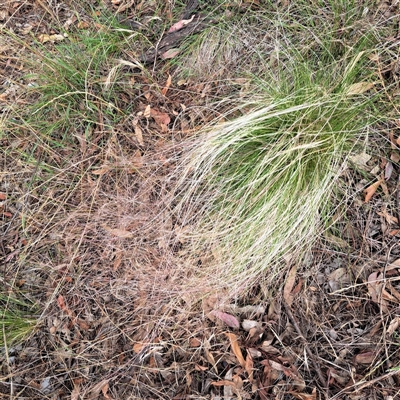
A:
[[174, 4, 385, 295], [0, 294, 37, 348]]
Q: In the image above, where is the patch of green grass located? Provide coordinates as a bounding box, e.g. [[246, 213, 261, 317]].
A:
[[2, 12, 146, 152], [174, 2, 388, 295], [0, 294, 38, 347]]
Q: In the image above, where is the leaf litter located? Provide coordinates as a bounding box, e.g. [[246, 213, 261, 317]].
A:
[[2, 1, 400, 400]]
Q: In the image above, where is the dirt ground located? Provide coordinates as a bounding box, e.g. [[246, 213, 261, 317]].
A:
[[1, 1, 400, 399]]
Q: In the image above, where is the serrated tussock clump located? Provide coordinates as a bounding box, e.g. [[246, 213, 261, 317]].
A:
[[174, 40, 381, 296]]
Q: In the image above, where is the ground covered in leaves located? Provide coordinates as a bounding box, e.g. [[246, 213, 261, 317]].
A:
[[2, 1, 400, 399]]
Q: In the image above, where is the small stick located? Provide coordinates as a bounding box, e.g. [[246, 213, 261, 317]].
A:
[[283, 301, 328, 394]]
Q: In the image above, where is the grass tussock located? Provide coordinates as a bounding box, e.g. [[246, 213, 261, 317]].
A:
[[173, 3, 388, 296], [0, 294, 37, 348]]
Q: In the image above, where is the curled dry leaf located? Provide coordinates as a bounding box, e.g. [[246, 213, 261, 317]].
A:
[[387, 317, 400, 336], [211, 379, 236, 387], [144, 104, 151, 119], [346, 81, 375, 95], [385, 161, 394, 180], [288, 388, 317, 400], [132, 149, 143, 168], [92, 166, 111, 175], [391, 152, 400, 163], [377, 208, 398, 225], [87, 380, 110, 399], [367, 272, 388, 313], [245, 350, 254, 383], [167, 15, 195, 33], [283, 265, 297, 306], [247, 348, 262, 358], [134, 125, 144, 146], [364, 179, 383, 202], [38, 33, 66, 43], [354, 351, 376, 365], [160, 48, 180, 60], [102, 224, 134, 238], [150, 108, 171, 127], [210, 310, 240, 328], [161, 74, 172, 96], [242, 319, 260, 331], [57, 295, 73, 317], [189, 337, 202, 347], [348, 152, 371, 169], [225, 332, 246, 368]]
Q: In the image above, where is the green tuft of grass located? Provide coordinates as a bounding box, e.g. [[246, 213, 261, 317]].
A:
[[0, 294, 38, 347], [174, 3, 387, 295]]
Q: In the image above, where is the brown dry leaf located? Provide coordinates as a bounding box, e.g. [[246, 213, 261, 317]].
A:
[[385, 161, 394, 180], [102, 225, 134, 238], [346, 82, 375, 95], [387, 317, 400, 335], [245, 350, 254, 383], [283, 265, 297, 306], [364, 179, 383, 202], [225, 332, 246, 368], [167, 15, 195, 33], [144, 104, 151, 118], [75, 318, 90, 330], [92, 166, 111, 175], [211, 380, 236, 387], [381, 179, 389, 196], [113, 250, 123, 271], [57, 295, 73, 317], [367, 272, 388, 313], [288, 388, 317, 400], [132, 149, 143, 168], [77, 20, 90, 29], [133, 342, 146, 353], [71, 378, 84, 400], [210, 310, 240, 328], [134, 125, 144, 146], [328, 267, 350, 291], [324, 231, 349, 249], [391, 152, 400, 163], [160, 48, 180, 59], [150, 108, 171, 127], [269, 359, 286, 372], [195, 364, 208, 371], [204, 338, 218, 373], [389, 131, 397, 149], [388, 258, 400, 269], [349, 152, 371, 169], [377, 208, 398, 224], [161, 74, 172, 96], [87, 379, 110, 400], [101, 382, 112, 400], [242, 319, 261, 331], [38, 33, 66, 43], [354, 351, 376, 364], [0, 192, 6, 200], [189, 337, 202, 347]]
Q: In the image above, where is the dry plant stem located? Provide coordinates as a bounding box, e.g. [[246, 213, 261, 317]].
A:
[[283, 301, 328, 393], [330, 369, 400, 399]]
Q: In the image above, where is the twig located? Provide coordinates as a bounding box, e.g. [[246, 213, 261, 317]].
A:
[[329, 369, 400, 399], [283, 301, 328, 395]]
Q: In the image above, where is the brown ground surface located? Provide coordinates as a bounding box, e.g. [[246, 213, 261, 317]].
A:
[[1, 1, 400, 399]]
